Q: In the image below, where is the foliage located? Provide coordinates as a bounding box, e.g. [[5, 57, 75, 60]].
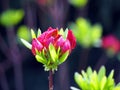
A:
[[68, 0, 88, 8], [0, 9, 24, 27], [71, 66, 120, 90], [17, 25, 31, 42], [69, 17, 102, 48]]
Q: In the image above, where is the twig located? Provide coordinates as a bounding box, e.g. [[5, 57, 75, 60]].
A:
[[49, 70, 53, 90]]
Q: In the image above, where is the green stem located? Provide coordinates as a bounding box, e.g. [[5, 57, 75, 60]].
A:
[[49, 70, 53, 90]]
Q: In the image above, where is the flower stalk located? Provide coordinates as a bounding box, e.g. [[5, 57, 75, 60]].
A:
[[49, 70, 53, 90]]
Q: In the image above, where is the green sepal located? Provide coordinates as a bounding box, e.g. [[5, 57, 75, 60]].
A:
[[37, 28, 41, 37], [64, 28, 68, 39], [31, 29, 36, 38], [35, 55, 46, 64], [20, 38, 32, 49], [57, 47, 60, 56], [59, 28, 64, 36], [59, 51, 69, 64], [48, 43, 57, 62]]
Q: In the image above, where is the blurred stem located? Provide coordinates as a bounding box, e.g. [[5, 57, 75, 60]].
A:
[[49, 70, 53, 90], [0, 69, 9, 90], [58, 61, 69, 90], [78, 48, 90, 72], [95, 53, 107, 71], [6, 27, 24, 90]]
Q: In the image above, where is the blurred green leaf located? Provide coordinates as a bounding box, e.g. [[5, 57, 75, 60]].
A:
[[100, 76, 107, 90], [0, 9, 24, 27], [17, 25, 31, 41], [69, 0, 88, 8], [72, 66, 119, 90], [86, 67, 92, 76], [98, 66, 106, 81], [69, 17, 102, 48]]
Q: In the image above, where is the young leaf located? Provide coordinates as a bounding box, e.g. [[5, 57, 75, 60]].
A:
[[48, 43, 57, 62], [100, 76, 107, 90], [59, 28, 64, 36], [37, 28, 41, 37], [64, 28, 68, 39], [98, 66, 106, 81], [20, 38, 32, 49], [74, 72, 85, 89], [59, 51, 69, 64], [81, 70, 87, 79], [35, 55, 46, 64], [70, 86, 80, 90], [86, 67, 92, 76], [108, 70, 114, 79], [31, 29, 36, 38]]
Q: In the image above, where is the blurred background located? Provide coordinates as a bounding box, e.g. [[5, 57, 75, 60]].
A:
[[0, 0, 120, 90]]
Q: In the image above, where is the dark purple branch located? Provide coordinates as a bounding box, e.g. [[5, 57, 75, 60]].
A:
[[49, 70, 53, 90]]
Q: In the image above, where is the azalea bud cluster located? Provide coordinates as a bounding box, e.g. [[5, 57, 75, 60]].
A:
[[21, 27, 76, 71]]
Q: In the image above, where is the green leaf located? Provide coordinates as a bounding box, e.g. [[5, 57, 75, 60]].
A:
[[17, 25, 31, 41], [64, 28, 68, 39], [108, 70, 114, 79], [69, 0, 88, 8], [116, 83, 120, 87], [31, 29, 36, 38], [74, 72, 84, 89], [37, 28, 41, 37], [100, 76, 107, 90], [20, 38, 32, 49], [81, 70, 87, 79], [90, 71, 99, 90], [59, 28, 64, 36], [91, 24, 102, 47], [114, 86, 120, 90], [70, 86, 80, 90], [98, 66, 106, 81], [35, 55, 46, 64], [1, 9, 24, 27], [48, 43, 57, 62], [59, 51, 69, 64], [86, 67, 92, 76], [57, 47, 60, 56]]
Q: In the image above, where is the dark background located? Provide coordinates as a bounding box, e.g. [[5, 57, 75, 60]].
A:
[[0, 0, 120, 90]]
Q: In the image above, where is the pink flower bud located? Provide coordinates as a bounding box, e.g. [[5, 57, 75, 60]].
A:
[[67, 30, 76, 49], [32, 39, 43, 55], [61, 40, 71, 53], [55, 36, 65, 48]]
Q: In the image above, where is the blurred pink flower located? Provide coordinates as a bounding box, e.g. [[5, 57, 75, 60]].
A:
[[102, 35, 120, 53]]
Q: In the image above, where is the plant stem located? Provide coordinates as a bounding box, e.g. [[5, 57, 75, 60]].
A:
[[49, 70, 53, 90]]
